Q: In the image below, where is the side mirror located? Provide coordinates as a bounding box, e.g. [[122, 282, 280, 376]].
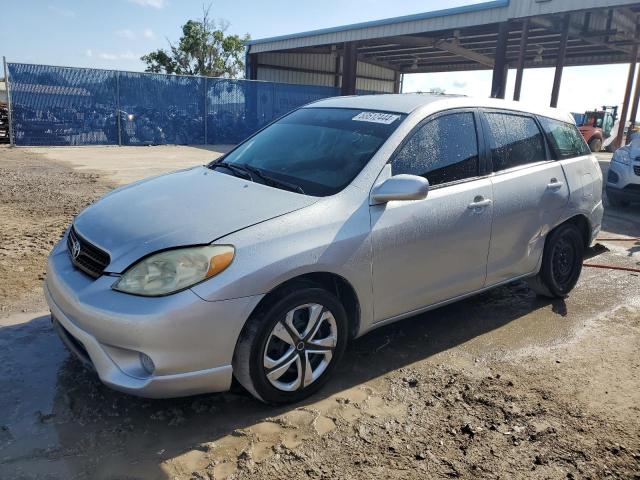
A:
[[370, 174, 429, 204]]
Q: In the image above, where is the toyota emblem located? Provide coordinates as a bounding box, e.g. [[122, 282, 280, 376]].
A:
[[70, 237, 81, 260]]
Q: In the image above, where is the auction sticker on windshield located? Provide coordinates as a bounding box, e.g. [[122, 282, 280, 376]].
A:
[[352, 112, 401, 125]]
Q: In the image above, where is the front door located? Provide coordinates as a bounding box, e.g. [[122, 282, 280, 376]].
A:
[[370, 110, 493, 323]]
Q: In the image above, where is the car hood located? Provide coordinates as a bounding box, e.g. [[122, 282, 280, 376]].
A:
[[73, 166, 318, 273]]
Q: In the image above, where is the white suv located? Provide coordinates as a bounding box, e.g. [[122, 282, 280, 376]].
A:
[[606, 136, 640, 206]]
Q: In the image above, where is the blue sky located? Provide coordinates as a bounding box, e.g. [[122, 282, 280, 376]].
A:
[[0, 0, 632, 117]]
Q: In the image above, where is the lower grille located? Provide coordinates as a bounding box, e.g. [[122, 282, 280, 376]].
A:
[[634, 165, 640, 176], [51, 317, 95, 371], [67, 227, 110, 278]]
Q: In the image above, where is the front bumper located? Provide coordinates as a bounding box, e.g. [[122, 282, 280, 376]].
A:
[[44, 239, 263, 398], [606, 184, 640, 203], [606, 160, 640, 203]]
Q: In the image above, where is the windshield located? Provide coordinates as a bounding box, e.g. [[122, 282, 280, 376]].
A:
[[583, 113, 603, 128], [212, 107, 405, 196]]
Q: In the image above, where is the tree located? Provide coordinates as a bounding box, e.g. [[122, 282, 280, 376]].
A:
[[141, 5, 249, 78]]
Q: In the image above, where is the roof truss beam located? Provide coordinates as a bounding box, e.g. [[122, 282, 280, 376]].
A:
[[531, 15, 633, 55]]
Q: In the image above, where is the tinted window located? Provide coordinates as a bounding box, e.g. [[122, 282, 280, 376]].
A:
[[485, 113, 546, 171], [216, 108, 405, 197], [539, 116, 591, 158], [392, 112, 479, 186]]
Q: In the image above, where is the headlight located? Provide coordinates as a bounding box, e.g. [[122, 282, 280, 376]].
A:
[[112, 245, 234, 296], [613, 149, 631, 165]]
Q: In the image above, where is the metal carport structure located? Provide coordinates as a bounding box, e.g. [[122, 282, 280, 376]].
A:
[[246, 0, 640, 148]]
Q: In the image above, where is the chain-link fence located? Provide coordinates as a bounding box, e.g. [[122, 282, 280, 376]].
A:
[[5, 62, 341, 146]]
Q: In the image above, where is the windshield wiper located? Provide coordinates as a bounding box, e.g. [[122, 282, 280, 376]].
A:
[[209, 161, 253, 180], [243, 165, 305, 194]]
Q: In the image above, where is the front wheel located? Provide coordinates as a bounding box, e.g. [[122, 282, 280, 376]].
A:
[[588, 137, 602, 152], [527, 223, 585, 298], [233, 285, 348, 404]]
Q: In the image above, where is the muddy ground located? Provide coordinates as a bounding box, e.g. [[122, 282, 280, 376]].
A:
[[0, 145, 639, 479]]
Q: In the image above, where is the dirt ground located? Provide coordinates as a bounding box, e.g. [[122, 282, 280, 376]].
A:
[[0, 145, 639, 479]]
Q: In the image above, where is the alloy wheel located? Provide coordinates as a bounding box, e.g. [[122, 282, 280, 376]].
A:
[[263, 303, 337, 392]]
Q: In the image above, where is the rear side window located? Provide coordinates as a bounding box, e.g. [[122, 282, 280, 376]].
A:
[[484, 112, 546, 172], [539, 117, 591, 158], [392, 112, 479, 186]]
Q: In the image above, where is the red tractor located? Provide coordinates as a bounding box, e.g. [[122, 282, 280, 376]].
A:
[[577, 106, 618, 152]]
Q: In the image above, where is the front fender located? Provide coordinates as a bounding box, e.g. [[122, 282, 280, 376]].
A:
[[190, 187, 376, 332]]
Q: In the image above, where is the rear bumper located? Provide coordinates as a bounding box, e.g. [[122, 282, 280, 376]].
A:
[[44, 238, 263, 398]]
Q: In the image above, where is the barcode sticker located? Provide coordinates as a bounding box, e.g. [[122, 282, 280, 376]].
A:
[[352, 112, 401, 125]]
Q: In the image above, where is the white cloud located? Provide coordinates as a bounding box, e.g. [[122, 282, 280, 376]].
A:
[[116, 29, 136, 39], [128, 0, 167, 9], [143, 28, 155, 39], [47, 6, 76, 17], [85, 49, 93, 57], [98, 51, 139, 61]]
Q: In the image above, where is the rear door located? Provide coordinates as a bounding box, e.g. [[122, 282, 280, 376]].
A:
[[538, 116, 601, 218], [370, 109, 493, 322], [481, 110, 570, 286]]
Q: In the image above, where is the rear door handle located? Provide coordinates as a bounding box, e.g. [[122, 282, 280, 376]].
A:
[[547, 178, 564, 190], [468, 198, 492, 209]]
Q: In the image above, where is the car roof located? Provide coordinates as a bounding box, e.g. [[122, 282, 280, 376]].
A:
[[305, 93, 575, 123]]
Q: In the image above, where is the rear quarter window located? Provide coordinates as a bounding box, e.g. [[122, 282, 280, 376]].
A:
[[539, 117, 591, 159]]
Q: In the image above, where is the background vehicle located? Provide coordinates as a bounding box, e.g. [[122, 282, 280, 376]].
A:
[[606, 134, 640, 207], [577, 105, 618, 152], [0, 103, 9, 143]]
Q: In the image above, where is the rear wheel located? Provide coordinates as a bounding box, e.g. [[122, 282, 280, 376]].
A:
[[588, 137, 602, 152], [527, 223, 584, 298], [233, 285, 348, 404]]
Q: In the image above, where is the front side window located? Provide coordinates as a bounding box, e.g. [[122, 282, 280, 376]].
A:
[[539, 116, 591, 159], [484, 112, 546, 171], [392, 112, 479, 186], [215, 108, 405, 197]]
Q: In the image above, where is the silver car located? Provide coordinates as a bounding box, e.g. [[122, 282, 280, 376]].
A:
[[45, 94, 603, 404]]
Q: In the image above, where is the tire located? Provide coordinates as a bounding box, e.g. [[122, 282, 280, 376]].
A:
[[588, 137, 602, 152], [527, 223, 585, 298], [233, 284, 348, 404]]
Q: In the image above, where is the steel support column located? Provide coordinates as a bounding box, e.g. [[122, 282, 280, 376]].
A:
[[491, 22, 509, 99], [341, 42, 357, 96], [550, 15, 570, 108], [247, 53, 258, 80], [3, 56, 14, 146], [615, 45, 639, 149], [513, 19, 529, 101], [628, 65, 640, 135], [393, 71, 401, 93]]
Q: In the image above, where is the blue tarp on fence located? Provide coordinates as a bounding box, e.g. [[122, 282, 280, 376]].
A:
[[6, 63, 341, 146]]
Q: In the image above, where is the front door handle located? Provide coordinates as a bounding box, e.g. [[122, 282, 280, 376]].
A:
[[468, 197, 492, 209], [547, 178, 564, 190]]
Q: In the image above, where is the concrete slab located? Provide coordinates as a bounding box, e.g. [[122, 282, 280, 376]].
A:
[[23, 144, 234, 186]]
